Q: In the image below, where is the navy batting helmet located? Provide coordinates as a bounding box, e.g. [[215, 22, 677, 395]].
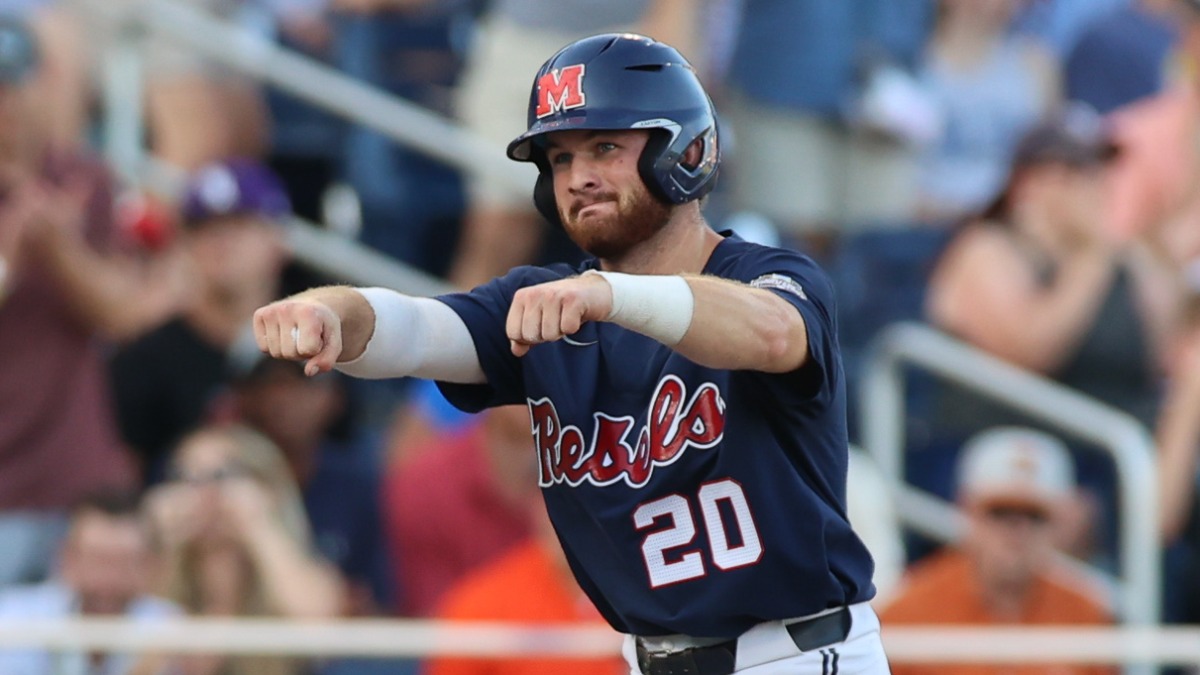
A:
[[506, 33, 720, 227]]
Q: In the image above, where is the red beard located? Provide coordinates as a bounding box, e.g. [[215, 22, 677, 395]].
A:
[[560, 182, 672, 259]]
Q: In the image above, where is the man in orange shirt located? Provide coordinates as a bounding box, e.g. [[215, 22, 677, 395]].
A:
[[423, 504, 625, 675], [880, 427, 1114, 675]]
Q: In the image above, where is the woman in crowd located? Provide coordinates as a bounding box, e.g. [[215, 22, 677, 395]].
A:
[[140, 424, 345, 675], [917, 0, 1060, 223], [926, 107, 1181, 429]]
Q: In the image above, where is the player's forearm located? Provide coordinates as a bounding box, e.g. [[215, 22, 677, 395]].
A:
[[596, 272, 809, 372], [677, 276, 810, 372], [335, 287, 487, 383]]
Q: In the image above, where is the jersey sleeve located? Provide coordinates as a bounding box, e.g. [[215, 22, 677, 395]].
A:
[[434, 265, 568, 412], [724, 246, 841, 402]]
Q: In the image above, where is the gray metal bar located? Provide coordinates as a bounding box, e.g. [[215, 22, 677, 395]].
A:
[[115, 0, 535, 197], [284, 217, 452, 297], [80, 0, 523, 298], [2, 617, 1200, 664], [100, 18, 145, 184], [861, 322, 1160, 625]]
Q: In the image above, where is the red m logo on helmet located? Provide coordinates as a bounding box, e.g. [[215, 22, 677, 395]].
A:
[[535, 65, 586, 119]]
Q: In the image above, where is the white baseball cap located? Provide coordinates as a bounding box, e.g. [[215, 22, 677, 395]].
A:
[[956, 427, 1075, 510]]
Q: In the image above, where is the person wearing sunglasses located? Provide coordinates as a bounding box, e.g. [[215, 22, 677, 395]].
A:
[[879, 427, 1115, 675], [142, 424, 345, 675]]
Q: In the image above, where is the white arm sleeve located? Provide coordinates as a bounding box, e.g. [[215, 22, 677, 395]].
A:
[[334, 287, 487, 384]]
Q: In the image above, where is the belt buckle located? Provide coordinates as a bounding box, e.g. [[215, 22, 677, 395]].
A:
[[637, 641, 696, 675], [635, 638, 736, 675]]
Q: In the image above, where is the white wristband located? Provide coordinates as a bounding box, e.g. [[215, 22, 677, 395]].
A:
[[335, 287, 486, 384], [586, 271, 695, 345]]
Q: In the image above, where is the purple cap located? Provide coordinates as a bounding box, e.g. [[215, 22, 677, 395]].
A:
[[181, 159, 291, 226]]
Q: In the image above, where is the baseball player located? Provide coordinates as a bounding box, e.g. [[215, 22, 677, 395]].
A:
[[255, 34, 889, 675]]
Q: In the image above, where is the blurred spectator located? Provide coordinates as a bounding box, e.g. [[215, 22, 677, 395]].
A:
[[721, 0, 936, 253], [383, 377, 476, 467], [1157, 307, 1200, 539], [254, 0, 346, 224], [446, 0, 700, 289], [880, 427, 1114, 675], [916, 0, 1060, 224], [0, 15, 192, 586], [331, 0, 470, 276], [32, 0, 273, 169], [1106, 0, 1200, 259], [110, 159, 291, 483], [143, 423, 344, 675], [1156, 317, 1200, 621], [10, 2, 91, 152], [384, 403, 538, 616], [1064, 0, 1178, 114], [423, 503, 625, 675], [230, 357, 394, 615], [926, 106, 1177, 431], [0, 489, 180, 675], [119, 0, 271, 169], [1011, 0, 1131, 57]]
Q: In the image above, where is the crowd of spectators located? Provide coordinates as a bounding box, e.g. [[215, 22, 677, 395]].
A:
[[1, 0, 1200, 672]]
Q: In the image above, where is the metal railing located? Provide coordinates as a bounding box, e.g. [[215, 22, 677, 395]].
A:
[[860, 322, 1160, 625], [3, 617, 1200, 665], [80, 0, 521, 297], [88, 0, 535, 195], [1, 618, 1200, 665]]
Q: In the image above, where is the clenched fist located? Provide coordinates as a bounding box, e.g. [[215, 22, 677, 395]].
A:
[[254, 295, 345, 377], [506, 273, 613, 356]]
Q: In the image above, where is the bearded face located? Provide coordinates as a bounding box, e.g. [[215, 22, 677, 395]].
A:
[[558, 173, 672, 259], [546, 129, 674, 260]]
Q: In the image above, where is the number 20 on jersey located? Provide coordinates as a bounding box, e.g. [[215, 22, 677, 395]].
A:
[[634, 478, 763, 588]]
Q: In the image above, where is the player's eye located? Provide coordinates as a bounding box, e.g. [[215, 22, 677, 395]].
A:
[[596, 142, 618, 154], [550, 151, 571, 167]]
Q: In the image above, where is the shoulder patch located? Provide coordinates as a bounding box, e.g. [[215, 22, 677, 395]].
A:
[[750, 273, 807, 300]]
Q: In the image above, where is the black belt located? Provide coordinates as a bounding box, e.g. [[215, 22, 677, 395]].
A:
[[635, 606, 853, 675]]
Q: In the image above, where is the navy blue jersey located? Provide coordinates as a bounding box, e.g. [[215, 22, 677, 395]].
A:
[[436, 234, 875, 638]]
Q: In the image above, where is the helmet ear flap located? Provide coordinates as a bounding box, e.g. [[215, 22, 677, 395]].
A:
[[637, 127, 719, 205], [533, 170, 563, 228], [637, 129, 674, 204], [529, 149, 564, 228]]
